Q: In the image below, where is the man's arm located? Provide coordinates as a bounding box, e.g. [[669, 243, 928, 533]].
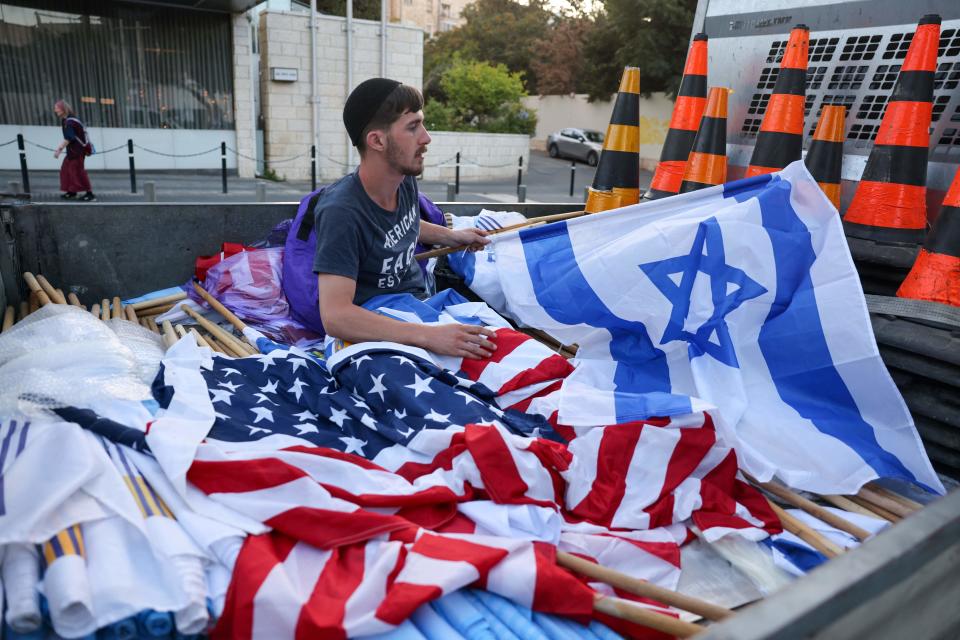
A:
[[318, 273, 497, 359], [419, 220, 490, 250]]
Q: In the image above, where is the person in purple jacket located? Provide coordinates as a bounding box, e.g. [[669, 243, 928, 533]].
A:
[[53, 100, 96, 201]]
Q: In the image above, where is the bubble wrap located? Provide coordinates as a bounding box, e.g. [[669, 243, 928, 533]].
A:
[[0, 305, 164, 416]]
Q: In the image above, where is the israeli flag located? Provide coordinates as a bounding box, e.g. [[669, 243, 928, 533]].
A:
[[490, 162, 943, 495]]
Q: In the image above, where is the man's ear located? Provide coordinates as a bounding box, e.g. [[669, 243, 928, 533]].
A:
[[365, 128, 387, 153]]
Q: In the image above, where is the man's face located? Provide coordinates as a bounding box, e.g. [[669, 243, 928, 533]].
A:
[[384, 110, 431, 176]]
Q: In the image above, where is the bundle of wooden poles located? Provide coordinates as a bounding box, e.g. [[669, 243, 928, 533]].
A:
[[2, 273, 260, 358]]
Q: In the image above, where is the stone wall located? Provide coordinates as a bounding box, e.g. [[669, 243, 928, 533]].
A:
[[420, 132, 530, 181], [259, 11, 423, 181], [233, 13, 257, 178], [522, 93, 675, 171]]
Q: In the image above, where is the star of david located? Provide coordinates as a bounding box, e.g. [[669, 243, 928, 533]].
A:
[[639, 217, 767, 367]]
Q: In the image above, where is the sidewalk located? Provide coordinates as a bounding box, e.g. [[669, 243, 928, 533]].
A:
[[1, 151, 652, 205]]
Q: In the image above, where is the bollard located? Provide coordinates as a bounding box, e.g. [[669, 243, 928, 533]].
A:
[[256, 182, 266, 202], [446, 182, 456, 202], [220, 142, 228, 194], [127, 139, 136, 193], [144, 181, 156, 202], [16, 134, 29, 194], [455, 152, 461, 194], [517, 155, 523, 194], [569, 160, 576, 197], [311, 145, 317, 191], [518, 184, 527, 203]]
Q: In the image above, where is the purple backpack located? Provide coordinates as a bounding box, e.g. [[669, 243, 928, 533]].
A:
[[282, 187, 446, 334]]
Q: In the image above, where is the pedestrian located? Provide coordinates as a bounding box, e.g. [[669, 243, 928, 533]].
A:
[[314, 78, 495, 359], [53, 100, 96, 201]]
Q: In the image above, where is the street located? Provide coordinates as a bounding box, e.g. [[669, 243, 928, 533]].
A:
[[0, 150, 653, 205]]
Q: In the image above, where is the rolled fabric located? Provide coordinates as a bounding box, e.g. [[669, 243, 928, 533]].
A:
[[365, 618, 428, 640], [460, 590, 521, 640], [2, 543, 42, 633], [470, 590, 548, 640], [430, 591, 497, 640], [136, 610, 173, 637], [410, 602, 466, 640], [42, 551, 95, 638], [169, 555, 209, 635]]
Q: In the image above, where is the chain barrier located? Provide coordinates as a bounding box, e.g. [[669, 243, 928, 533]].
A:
[[133, 143, 220, 158], [0, 139, 17, 148]]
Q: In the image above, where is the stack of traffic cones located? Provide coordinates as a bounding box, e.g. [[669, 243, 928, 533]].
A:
[[644, 33, 709, 200], [896, 167, 960, 306], [585, 67, 640, 214], [804, 105, 846, 210], [745, 25, 809, 178], [844, 15, 940, 244], [679, 87, 728, 193]]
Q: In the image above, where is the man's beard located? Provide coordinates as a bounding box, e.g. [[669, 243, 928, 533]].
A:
[[385, 137, 425, 176]]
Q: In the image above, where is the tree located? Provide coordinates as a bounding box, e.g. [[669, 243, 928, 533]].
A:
[[530, 16, 594, 95], [581, 0, 698, 101], [424, 0, 552, 96], [423, 58, 536, 135]]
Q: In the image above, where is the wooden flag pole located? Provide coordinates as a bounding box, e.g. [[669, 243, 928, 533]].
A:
[[188, 329, 212, 349], [23, 273, 51, 306], [124, 305, 139, 323], [766, 499, 843, 558], [100, 299, 110, 321], [180, 304, 256, 357], [161, 320, 178, 349], [35, 274, 66, 304], [856, 486, 914, 519], [2, 306, 14, 332], [845, 495, 900, 523], [414, 210, 588, 261], [90, 303, 101, 318], [745, 474, 871, 542], [557, 551, 732, 621], [111, 296, 124, 320], [821, 494, 877, 519], [190, 282, 260, 354], [593, 595, 703, 638], [129, 291, 188, 311], [865, 484, 922, 513], [67, 292, 83, 308]]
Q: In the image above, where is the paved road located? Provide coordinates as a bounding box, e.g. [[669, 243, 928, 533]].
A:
[[1, 150, 653, 205]]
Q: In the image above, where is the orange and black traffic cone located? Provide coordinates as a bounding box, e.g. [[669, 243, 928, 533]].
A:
[[586, 67, 640, 214], [745, 25, 809, 178], [679, 87, 728, 193], [844, 15, 940, 244], [804, 104, 846, 210], [644, 33, 709, 200], [896, 167, 960, 306]]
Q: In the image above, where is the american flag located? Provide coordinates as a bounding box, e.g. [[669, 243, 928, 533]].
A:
[[137, 293, 783, 638]]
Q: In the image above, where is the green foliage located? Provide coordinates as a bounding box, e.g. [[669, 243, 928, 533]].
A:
[[426, 59, 536, 135], [258, 167, 285, 182], [581, 0, 698, 101], [424, 0, 552, 96]]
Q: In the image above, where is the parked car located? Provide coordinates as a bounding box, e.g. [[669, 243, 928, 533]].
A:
[[546, 128, 605, 166]]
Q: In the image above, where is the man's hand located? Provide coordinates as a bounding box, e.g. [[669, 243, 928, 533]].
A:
[[424, 323, 497, 359], [446, 227, 490, 252]]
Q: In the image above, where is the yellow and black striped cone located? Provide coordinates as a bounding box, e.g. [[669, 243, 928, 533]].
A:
[[804, 104, 846, 210], [679, 87, 728, 193], [845, 14, 940, 244], [745, 25, 809, 177], [644, 33, 709, 200], [585, 67, 640, 214]]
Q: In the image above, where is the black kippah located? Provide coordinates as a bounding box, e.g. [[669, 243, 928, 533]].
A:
[[343, 77, 402, 147]]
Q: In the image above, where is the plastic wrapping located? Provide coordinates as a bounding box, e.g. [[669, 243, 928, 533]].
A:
[[0, 305, 154, 416]]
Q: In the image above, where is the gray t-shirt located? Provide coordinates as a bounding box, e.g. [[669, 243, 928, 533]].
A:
[[312, 172, 426, 306]]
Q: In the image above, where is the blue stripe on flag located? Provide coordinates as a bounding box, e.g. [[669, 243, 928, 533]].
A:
[[519, 222, 692, 421], [446, 250, 476, 286], [365, 290, 485, 326], [723, 172, 775, 202], [755, 176, 920, 486]]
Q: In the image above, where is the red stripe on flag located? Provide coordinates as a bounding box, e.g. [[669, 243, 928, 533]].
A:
[[295, 545, 367, 639], [376, 582, 443, 626], [568, 424, 644, 527], [284, 445, 390, 472], [644, 418, 717, 528], [267, 507, 415, 549], [394, 433, 468, 481], [189, 457, 308, 494], [496, 355, 575, 396], [211, 532, 298, 640], [531, 542, 596, 619], [464, 424, 531, 504], [457, 328, 530, 381]]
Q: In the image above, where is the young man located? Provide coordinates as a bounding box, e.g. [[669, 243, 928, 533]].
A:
[[314, 78, 497, 360]]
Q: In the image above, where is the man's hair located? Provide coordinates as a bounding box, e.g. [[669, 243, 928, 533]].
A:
[[357, 85, 424, 154]]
